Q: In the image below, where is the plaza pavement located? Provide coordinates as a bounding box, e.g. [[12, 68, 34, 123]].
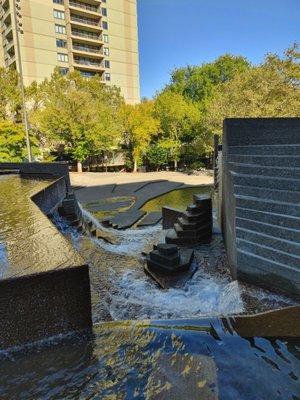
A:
[[71, 171, 214, 229]]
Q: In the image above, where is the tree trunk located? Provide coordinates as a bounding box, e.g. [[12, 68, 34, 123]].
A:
[[77, 161, 83, 173], [174, 159, 178, 171], [133, 159, 138, 173]]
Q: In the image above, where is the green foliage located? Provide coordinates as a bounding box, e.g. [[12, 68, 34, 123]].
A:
[[0, 67, 21, 120], [120, 100, 160, 172], [0, 120, 26, 161], [145, 143, 169, 170], [31, 69, 124, 167], [204, 44, 300, 135]]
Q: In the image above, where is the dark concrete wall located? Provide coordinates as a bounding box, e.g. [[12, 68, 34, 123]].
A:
[[222, 118, 300, 298], [0, 266, 92, 348], [0, 162, 71, 190], [32, 177, 67, 214]]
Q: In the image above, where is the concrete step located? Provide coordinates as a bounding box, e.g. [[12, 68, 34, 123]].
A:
[[236, 250, 300, 294], [174, 222, 212, 238], [236, 217, 300, 243], [228, 162, 300, 180], [177, 217, 208, 230], [193, 194, 212, 208], [236, 227, 300, 257], [236, 207, 300, 230], [228, 154, 300, 167], [182, 210, 208, 222], [150, 250, 181, 267], [232, 173, 300, 191], [165, 229, 211, 245], [228, 144, 300, 156], [237, 238, 300, 268], [186, 204, 203, 214], [234, 185, 300, 204], [235, 195, 300, 218]]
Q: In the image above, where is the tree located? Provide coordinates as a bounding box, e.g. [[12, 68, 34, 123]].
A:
[[166, 54, 250, 105], [0, 120, 26, 161], [120, 100, 160, 172], [145, 143, 169, 171], [154, 91, 201, 169], [204, 45, 300, 135], [31, 69, 124, 171], [0, 67, 21, 121]]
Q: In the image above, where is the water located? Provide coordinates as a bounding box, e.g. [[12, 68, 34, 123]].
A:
[[0, 309, 299, 400], [0, 175, 82, 278], [142, 185, 212, 212], [53, 209, 296, 323]]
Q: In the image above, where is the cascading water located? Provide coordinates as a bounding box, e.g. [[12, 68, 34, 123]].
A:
[[52, 205, 295, 322]]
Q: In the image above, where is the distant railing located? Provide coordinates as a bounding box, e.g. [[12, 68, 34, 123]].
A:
[[73, 43, 102, 54], [69, 1, 98, 13], [74, 58, 103, 67], [71, 29, 101, 40], [71, 14, 99, 26]]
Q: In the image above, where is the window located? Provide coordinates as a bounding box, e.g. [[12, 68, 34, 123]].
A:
[[102, 21, 108, 29], [53, 0, 63, 4], [103, 34, 109, 43], [57, 53, 68, 62], [104, 60, 110, 68], [103, 46, 109, 56], [104, 72, 111, 81], [53, 9, 65, 19], [59, 67, 69, 75], [56, 38, 67, 48], [101, 7, 107, 16], [55, 24, 66, 34]]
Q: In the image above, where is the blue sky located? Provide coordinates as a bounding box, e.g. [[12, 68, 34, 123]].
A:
[[137, 0, 300, 98]]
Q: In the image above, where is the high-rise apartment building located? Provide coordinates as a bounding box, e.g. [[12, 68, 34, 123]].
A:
[[0, 0, 140, 103]]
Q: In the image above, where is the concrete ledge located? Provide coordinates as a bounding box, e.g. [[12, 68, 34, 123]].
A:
[[162, 206, 183, 229], [0, 265, 92, 348]]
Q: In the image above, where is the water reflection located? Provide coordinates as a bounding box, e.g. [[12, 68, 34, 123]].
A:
[[0, 309, 299, 400]]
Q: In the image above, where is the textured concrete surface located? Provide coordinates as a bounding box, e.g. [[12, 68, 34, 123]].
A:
[[222, 118, 300, 298]]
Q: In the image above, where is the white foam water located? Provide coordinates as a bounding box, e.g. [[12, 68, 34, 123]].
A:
[[107, 264, 245, 320]]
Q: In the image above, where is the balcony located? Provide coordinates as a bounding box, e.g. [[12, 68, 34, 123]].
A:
[[71, 28, 102, 44], [73, 57, 104, 71], [70, 14, 102, 31], [72, 43, 103, 57], [69, 1, 100, 18]]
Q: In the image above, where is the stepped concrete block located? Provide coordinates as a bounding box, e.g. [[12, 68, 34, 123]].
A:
[[162, 207, 183, 229], [236, 207, 300, 230], [150, 250, 181, 267], [174, 222, 212, 238], [156, 243, 178, 256], [228, 144, 300, 156], [186, 204, 203, 214], [229, 163, 300, 180], [145, 249, 196, 289], [236, 217, 300, 243], [232, 173, 300, 191], [237, 238, 300, 268], [236, 227, 300, 257], [183, 210, 209, 222], [235, 195, 300, 217], [165, 229, 211, 246], [177, 217, 206, 230], [228, 154, 300, 167], [234, 185, 300, 203], [193, 194, 212, 206]]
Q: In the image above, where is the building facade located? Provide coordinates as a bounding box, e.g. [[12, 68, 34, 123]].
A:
[[0, 0, 140, 103]]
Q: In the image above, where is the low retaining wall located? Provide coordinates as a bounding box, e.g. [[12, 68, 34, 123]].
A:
[[0, 163, 92, 349], [32, 176, 67, 214], [0, 266, 91, 349], [222, 118, 300, 298], [0, 162, 71, 190]]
